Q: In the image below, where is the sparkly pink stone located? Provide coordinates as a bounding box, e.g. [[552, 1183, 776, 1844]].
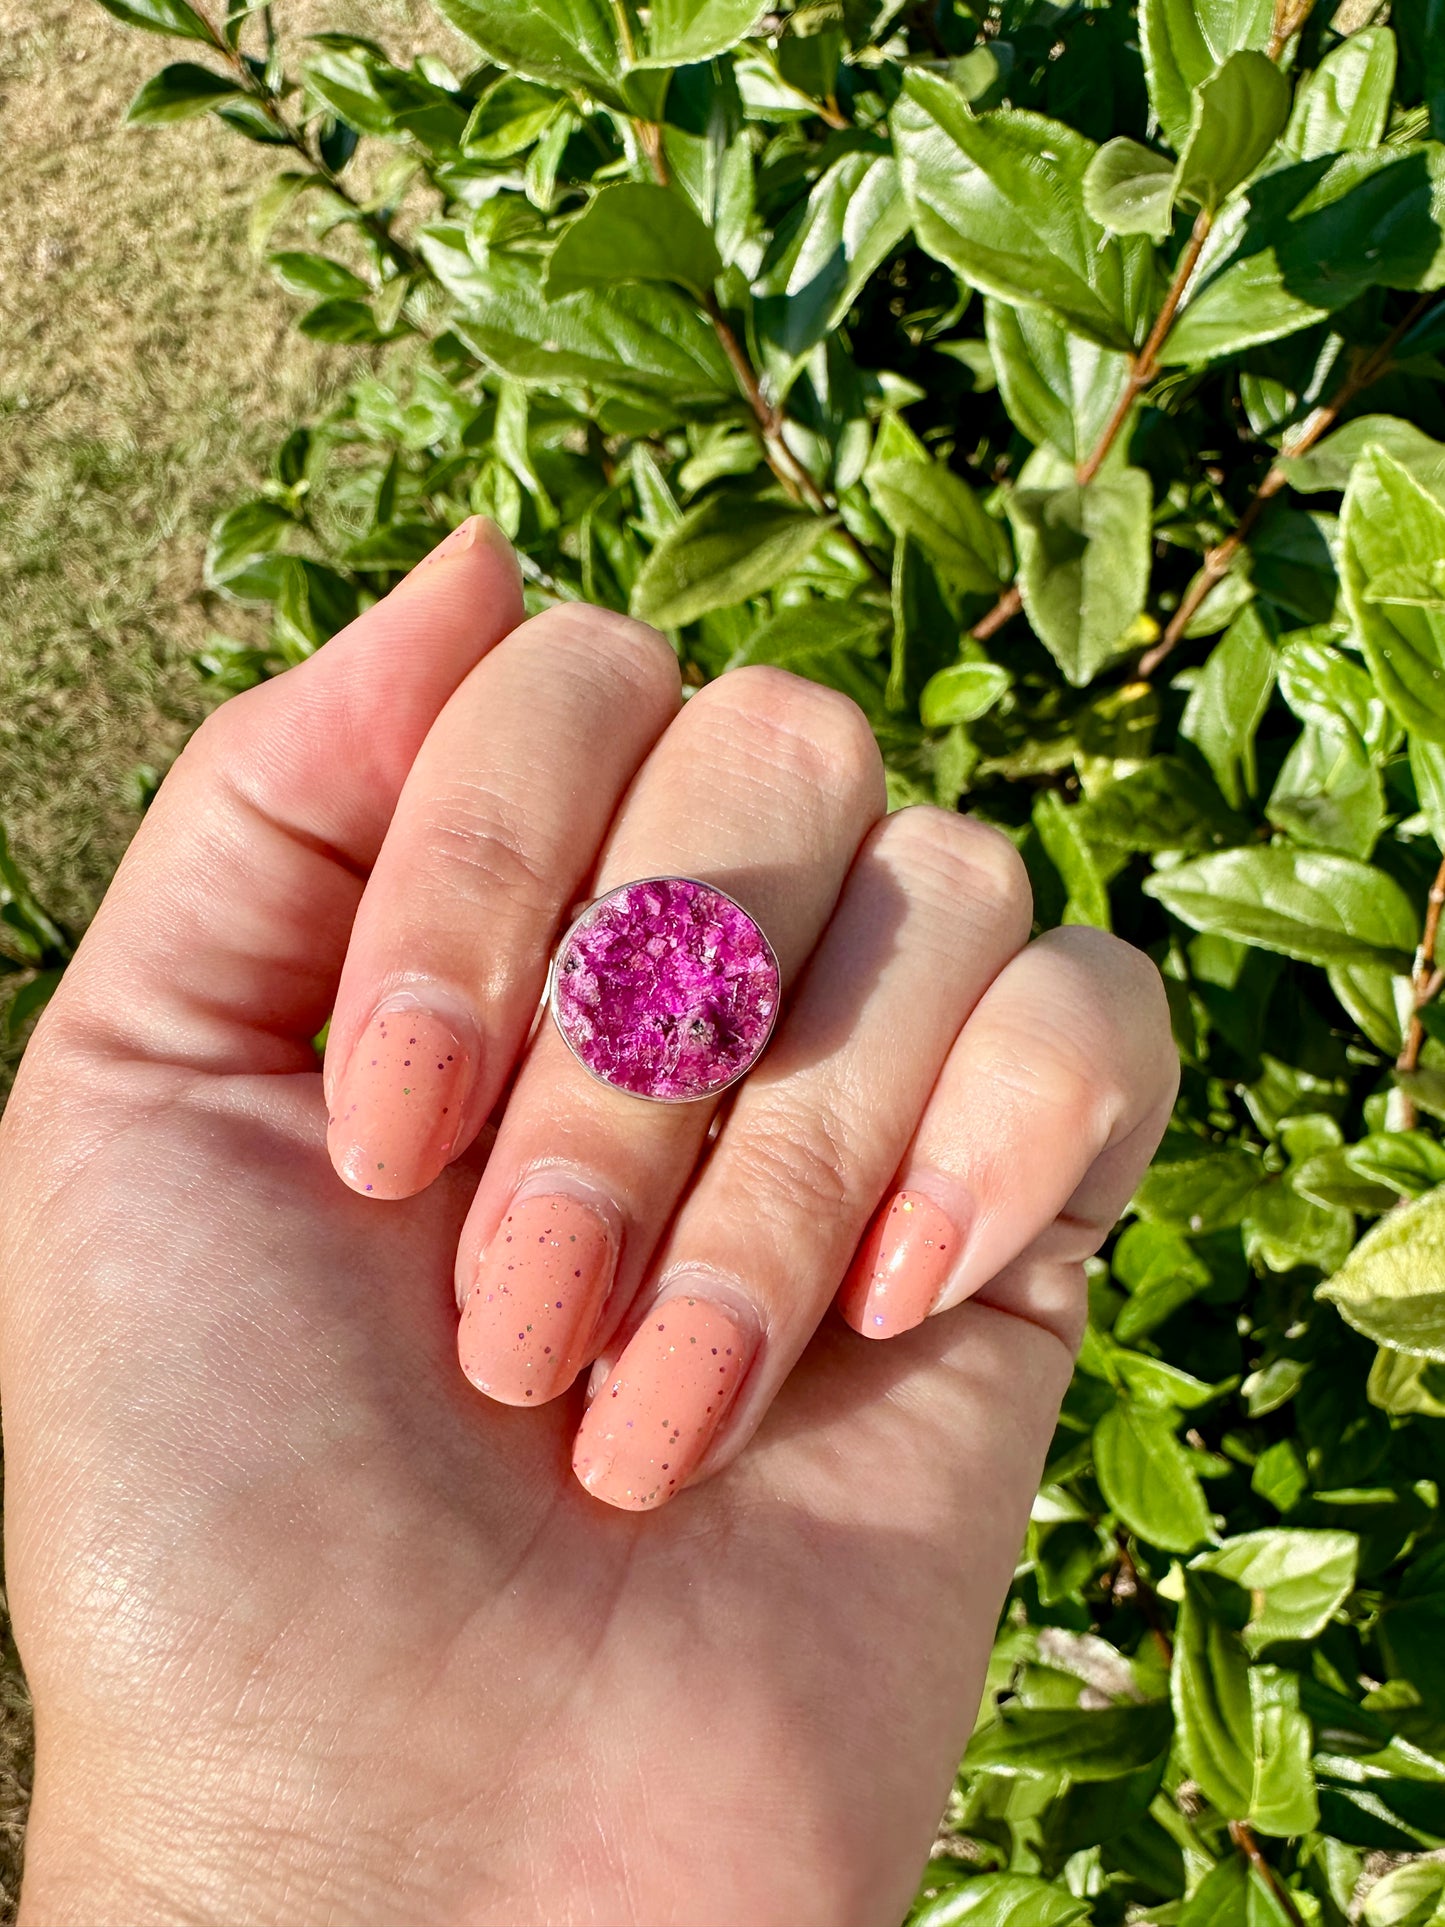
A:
[[552, 878, 780, 1101]]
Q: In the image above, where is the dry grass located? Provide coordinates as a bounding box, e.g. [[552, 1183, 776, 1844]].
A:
[[0, 0, 463, 1907]]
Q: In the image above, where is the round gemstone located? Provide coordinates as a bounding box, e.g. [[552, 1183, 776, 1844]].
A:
[[551, 877, 781, 1102]]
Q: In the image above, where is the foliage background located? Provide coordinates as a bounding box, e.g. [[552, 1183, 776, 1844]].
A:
[[4, 0, 1445, 1920]]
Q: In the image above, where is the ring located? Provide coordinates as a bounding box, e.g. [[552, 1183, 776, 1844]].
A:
[[549, 876, 781, 1103]]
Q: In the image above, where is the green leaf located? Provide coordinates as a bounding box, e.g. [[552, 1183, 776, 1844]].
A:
[[1266, 723, 1385, 860], [892, 74, 1152, 352], [1281, 27, 1398, 161], [296, 297, 388, 343], [1140, 0, 1273, 150], [1174, 51, 1292, 214], [1283, 415, 1445, 498], [1134, 1136, 1264, 1232], [0, 825, 67, 966], [910, 1874, 1092, 1927], [984, 300, 1131, 467], [1080, 757, 1249, 852], [125, 61, 242, 122], [1341, 447, 1445, 744], [1032, 792, 1112, 931], [1368, 1348, 1445, 1420], [94, 0, 216, 41], [1172, 1574, 1318, 1835], [430, 0, 631, 111], [756, 153, 910, 395], [1319, 1186, 1445, 1361], [301, 49, 397, 137], [642, 0, 761, 64], [920, 662, 1012, 730], [966, 1702, 1174, 1780], [267, 251, 370, 301], [1082, 138, 1177, 240], [547, 183, 723, 300], [1095, 1402, 1215, 1553], [1144, 847, 1419, 972], [420, 243, 733, 415], [1165, 148, 1445, 365], [1007, 452, 1153, 687], [204, 498, 296, 592], [867, 458, 1009, 597], [1362, 1860, 1445, 1927], [631, 496, 831, 628], [1178, 1853, 1298, 1926], [1192, 1529, 1359, 1651], [1347, 1132, 1445, 1200], [1180, 605, 1276, 809], [462, 76, 560, 159]]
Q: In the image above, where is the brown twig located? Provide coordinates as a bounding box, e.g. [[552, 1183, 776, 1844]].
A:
[[1395, 853, 1445, 1129], [1230, 1821, 1306, 1927], [970, 583, 1022, 641], [1138, 291, 1438, 678], [1075, 209, 1215, 488], [1268, 0, 1317, 59]]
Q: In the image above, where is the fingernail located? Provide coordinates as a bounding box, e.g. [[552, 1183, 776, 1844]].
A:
[[386, 516, 506, 599], [327, 1003, 474, 1200], [838, 1187, 964, 1340], [458, 1189, 617, 1406], [573, 1290, 754, 1512]]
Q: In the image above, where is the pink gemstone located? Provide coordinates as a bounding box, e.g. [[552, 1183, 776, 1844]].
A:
[[552, 878, 780, 1101]]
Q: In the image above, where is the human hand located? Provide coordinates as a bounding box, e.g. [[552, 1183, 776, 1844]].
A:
[[0, 521, 1177, 1926]]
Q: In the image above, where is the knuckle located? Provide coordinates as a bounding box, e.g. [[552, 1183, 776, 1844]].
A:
[[875, 809, 1032, 937], [725, 1107, 855, 1225], [517, 603, 681, 706], [702, 666, 883, 802], [416, 787, 553, 911]]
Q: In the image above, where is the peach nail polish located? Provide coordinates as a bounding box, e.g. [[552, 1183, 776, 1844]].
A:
[[839, 1189, 961, 1340], [458, 1193, 616, 1405], [327, 1006, 472, 1200], [573, 1294, 753, 1512]]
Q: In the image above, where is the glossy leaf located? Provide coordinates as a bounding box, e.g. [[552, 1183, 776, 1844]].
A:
[[910, 1874, 1092, 1927], [893, 74, 1152, 351], [1008, 452, 1152, 686], [643, 0, 761, 64], [1180, 605, 1276, 809], [1082, 137, 1176, 239], [867, 458, 1009, 597], [547, 183, 723, 298], [1192, 1530, 1358, 1650], [920, 662, 1012, 730], [94, 0, 216, 40], [1340, 446, 1445, 744], [1144, 847, 1419, 972], [1173, 51, 1291, 214], [631, 496, 831, 629], [1319, 1187, 1445, 1361], [1281, 28, 1397, 161], [1139, 0, 1272, 151], [984, 300, 1131, 466], [1094, 1401, 1215, 1552], [126, 61, 243, 122]]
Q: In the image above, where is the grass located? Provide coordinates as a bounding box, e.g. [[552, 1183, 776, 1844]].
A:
[[0, 0, 465, 1907]]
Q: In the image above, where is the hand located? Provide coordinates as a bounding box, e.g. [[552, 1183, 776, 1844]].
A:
[[0, 521, 1177, 1927]]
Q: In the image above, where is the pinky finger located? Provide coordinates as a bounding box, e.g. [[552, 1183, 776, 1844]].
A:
[[837, 926, 1179, 1348]]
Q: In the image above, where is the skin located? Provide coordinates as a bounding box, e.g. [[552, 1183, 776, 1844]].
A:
[[0, 520, 1178, 1926]]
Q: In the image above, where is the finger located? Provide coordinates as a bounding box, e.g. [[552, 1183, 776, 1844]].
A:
[[42, 519, 526, 1075], [321, 605, 681, 1199], [568, 808, 1034, 1510], [455, 667, 887, 1406], [838, 925, 1179, 1344]]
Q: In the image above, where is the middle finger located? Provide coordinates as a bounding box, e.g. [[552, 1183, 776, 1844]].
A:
[[455, 666, 886, 1405]]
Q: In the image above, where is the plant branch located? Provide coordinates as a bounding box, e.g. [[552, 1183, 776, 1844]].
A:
[[1138, 291, 1439, 679], [194, 3, 417, 274], [970, 583, 1022, 641], [1268, 0, 1317, 59], [1395, 852, 1445, 1130], [1075, 209, 1214, 488], [1229, 1821, 1306, 1927]]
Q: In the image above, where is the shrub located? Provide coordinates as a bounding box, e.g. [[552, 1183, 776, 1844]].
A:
[[21, 0, 1445, 1917]]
